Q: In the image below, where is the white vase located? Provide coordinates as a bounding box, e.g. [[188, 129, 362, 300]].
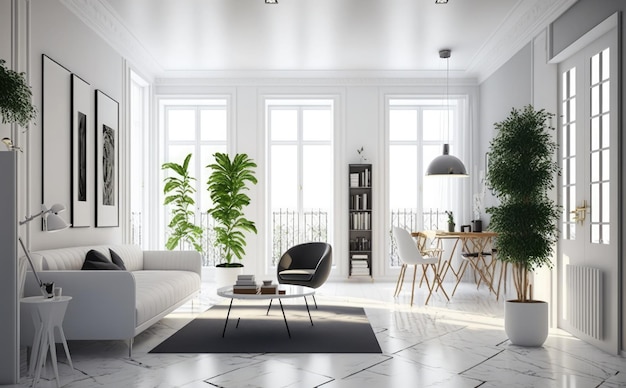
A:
[[504, 300, 549, 346], [214, 265, 244, 289]]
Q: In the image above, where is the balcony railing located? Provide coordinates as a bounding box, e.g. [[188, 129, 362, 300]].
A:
[[389, 208, 446, 267], [132, 208, 443, 268]]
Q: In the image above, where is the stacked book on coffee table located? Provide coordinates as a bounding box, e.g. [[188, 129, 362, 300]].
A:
[[233, 274, 259, 294]]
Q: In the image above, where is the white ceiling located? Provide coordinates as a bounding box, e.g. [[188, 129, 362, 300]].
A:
[[68, 0, 576, 80]]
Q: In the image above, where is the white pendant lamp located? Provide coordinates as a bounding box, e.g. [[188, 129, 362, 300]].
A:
[[426, 49, 468, 177]]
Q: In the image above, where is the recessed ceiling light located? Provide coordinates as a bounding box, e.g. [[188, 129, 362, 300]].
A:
[[435, 0, 448, 4], [265, 0, 278, 4]]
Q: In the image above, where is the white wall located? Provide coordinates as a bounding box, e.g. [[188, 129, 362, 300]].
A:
[[478, 43, 532, 224], [27, 0, 125, 250]]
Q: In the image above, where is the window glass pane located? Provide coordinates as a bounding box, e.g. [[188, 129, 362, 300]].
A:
[[602, 225, 610, 244], [423, 109, 447, 141], [570, 158, 576, 185], [591, 85, 600, 116], [389, 145, 417, 208], [591, 117, 600, 150], [303, 145, 331, 209], [602, 114, 610, 148], [423, 145, 448, 210], [591, 152, 599, 182], [591, 183, 600, 222], [591, 52, 600, 85], [602, 182, 610, 222], [569, 98, 576, 122], [167, 109, 195, 141], [303, 109, 331, 141], [569, 123, 576, 156], [271, 110, 297, 141], [270, 145, 297, 208], [602, 150, 610, 181], [570, 68, 576, 97], [602, 82, 610, 113], [200, 109, 227, 141], [591, 224, 600, 244], [389, 109, 417, 141], [562, 72, 567, 98], [602, 48, 610, 81]]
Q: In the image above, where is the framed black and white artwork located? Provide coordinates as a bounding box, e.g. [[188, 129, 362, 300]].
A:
[[71, 74, 92, 227], [95, 90, 119, 228]]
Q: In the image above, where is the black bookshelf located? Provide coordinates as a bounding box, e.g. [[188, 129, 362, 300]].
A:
[[348, 164, 372, 277]]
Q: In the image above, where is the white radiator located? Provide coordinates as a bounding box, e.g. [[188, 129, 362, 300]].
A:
[[566, 265, 602, 340]]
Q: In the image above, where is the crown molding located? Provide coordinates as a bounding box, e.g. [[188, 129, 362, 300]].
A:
[[154, 72, 478, 88], [468, 0, 578, 84], [60, 0, 161, 79]]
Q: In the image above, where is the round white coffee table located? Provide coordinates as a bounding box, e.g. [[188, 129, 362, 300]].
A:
[[217, 284, 315, 338]]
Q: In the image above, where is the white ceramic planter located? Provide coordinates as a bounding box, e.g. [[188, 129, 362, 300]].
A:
[[214, 265, 244, 289], [504, 300, 549, 346]]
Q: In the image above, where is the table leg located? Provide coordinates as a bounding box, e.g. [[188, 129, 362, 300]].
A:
[[221, 298, 234, 338], [303, 297, 313, 326], [46, 326, 60, 388], [278, 299, 291, 338], [28, 311, 44, 377]]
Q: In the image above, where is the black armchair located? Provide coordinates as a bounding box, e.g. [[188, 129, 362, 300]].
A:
[[276, 242, 332, 307]]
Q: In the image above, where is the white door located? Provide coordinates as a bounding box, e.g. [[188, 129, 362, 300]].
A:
[[557, 29, 619, 354]]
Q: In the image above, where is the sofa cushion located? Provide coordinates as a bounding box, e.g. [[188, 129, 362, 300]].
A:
[[109, 249, 127, 270], [82, 249, 123, 270], [133, 270, 201, 326]]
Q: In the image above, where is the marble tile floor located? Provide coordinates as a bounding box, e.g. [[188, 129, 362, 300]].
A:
[[6, 280, 625, 388]]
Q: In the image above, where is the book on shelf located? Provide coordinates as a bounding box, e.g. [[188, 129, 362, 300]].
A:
[[351, 268, 370, 276], [351, 253, 369, 259], [350, 173, 360, 187]]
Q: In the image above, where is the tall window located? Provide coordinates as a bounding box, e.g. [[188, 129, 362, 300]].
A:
[[129, 71, 149, 248], [387, 97, 466, 267], [159, 98, 229, 265], [266, 99, 334, 268]]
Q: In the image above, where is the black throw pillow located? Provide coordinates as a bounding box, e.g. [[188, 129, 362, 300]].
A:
[[81, 249, 122, 270], [109, 249, 127, 270]]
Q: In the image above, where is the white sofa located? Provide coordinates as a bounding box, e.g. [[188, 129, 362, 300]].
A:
[[21, 244, 201, 356]]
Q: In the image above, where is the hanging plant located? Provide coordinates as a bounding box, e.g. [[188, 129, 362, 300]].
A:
[[162, 153, 204, 252], [0, 59, 37, 127]]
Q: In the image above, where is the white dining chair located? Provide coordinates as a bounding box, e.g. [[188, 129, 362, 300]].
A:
[[392, 227, 449, 306]]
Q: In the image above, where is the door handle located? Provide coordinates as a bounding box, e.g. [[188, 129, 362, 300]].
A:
[[570, 200, 589, 224]]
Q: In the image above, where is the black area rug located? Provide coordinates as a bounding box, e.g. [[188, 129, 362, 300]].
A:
[[149, 303, 382, 353]]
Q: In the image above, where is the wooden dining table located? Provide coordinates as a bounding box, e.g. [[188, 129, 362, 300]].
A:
[[412, 231, 499, 298]]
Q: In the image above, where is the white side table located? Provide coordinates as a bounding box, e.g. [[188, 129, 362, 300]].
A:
[[21, 296, 73, 388]]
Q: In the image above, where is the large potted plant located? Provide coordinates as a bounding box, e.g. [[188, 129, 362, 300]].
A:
[[486, 105, 559, 346], [0, 58, 37, 128], [162, 153, 204, 252], [206, 152, 257, 287]]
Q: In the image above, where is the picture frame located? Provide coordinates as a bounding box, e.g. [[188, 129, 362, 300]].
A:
[[95, 90, 119, 228], [70, 74, 92, 227]]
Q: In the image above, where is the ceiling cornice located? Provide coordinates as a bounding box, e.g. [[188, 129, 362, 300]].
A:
[[60, 0, 162, 79], [468, 0, 578, 83], [154, 73, 478, 88]]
